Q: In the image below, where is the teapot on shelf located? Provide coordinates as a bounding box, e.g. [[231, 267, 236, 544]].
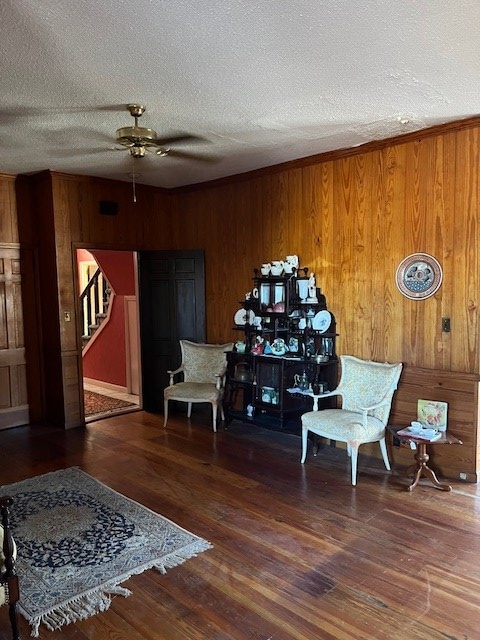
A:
[[284, 255, 299, 274], [235, 340, 246, 353], [294, 370, 310, 391], [271, 338, 287, 356]]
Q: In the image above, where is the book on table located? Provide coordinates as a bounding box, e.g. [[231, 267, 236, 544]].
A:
[[397, 424, 442, 442]]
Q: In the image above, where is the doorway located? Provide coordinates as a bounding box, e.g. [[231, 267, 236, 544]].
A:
[[76, 248, 141, 421]]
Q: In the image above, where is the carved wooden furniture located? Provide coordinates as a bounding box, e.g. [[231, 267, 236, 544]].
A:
[[301, 355, 403, 485], [164, 340, 233, 432], [0, 496, 20, 640], [225, 267, 338, 433], [387, 425, 463, 491]]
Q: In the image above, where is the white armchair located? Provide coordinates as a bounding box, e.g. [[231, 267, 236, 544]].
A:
[[301, 355, 403, 485], [164, 340, 233, 432]]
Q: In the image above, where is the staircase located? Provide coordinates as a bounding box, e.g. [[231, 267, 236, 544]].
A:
[[80, 267, 112, 349]]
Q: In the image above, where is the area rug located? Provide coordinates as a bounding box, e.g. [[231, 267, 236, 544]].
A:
[[83, 389, 136, 416], [1, 467, 212, 636]]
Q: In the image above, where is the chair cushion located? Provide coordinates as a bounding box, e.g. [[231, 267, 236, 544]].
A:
[[181, 341, 232, 384], [164, 382, 221, 403], [302, 408, 385, 443]]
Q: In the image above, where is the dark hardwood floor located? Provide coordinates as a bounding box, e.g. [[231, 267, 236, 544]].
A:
[[0, 409, 479, 640]]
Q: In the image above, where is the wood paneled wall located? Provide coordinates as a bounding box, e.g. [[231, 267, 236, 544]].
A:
[[390, 367, 478, 481], [5, 122, 480, 481], [168, 130, 479, 374]]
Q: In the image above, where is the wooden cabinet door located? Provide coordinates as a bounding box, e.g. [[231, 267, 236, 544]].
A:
[[0, 244, 29, 429]]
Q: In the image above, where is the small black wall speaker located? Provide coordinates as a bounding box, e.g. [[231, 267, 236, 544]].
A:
[[99, 200, 119, 216]]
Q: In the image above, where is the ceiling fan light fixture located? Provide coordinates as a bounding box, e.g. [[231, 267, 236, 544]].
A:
[[126, 103, 145, 118], [116, 126, 158, 144], [129, 145, 146, 158], [110, 103, 208, 166]]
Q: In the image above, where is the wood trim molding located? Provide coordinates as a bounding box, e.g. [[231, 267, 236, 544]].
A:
[[172, 114, 480, 193]]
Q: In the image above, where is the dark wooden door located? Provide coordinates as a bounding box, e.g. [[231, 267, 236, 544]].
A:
[[139, 250, 205, 412]]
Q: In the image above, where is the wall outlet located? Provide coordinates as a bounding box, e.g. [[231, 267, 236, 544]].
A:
[[459, 472, 467, 480], [442, 317, 451, 332]]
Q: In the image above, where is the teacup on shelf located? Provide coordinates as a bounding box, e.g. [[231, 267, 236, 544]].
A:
[[270, 260, 284, 276]]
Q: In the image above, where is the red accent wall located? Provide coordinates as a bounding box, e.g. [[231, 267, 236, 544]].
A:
[[81, 250, 135, 387]]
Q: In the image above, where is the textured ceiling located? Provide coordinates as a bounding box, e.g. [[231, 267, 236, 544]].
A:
[[1, 0, 479, 189]]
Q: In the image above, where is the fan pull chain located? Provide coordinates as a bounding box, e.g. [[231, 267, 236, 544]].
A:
[[130, 160, 137, 203]]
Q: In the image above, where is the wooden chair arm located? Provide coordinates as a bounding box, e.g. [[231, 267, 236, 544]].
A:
[[167, 365, 185, 386], [359, 397, 392, 414]]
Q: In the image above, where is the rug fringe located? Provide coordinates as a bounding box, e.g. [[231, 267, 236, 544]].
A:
[[153, 540, 213, 575], [27, 585, 132, 638], [24, 543, 212, 637], [24, 542, 212, 638]]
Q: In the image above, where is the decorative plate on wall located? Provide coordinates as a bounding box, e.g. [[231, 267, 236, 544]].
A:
[[395, 253, 443, 300]]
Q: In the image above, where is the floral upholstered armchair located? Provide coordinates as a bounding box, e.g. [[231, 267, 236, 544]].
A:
[[301, 355, 403, 485], [0, 496, 20, 640], [164, 340, 233, 432]]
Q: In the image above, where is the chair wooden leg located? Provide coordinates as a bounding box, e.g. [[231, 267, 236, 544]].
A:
[[211, 403, 217, 432], [350, 447, 358, 486], [301, 425, 309, 463], [379, 437, 391, 471], [9, 600, 20, 640], [187, 402, 192, 418], [163, 398, 169, 427]]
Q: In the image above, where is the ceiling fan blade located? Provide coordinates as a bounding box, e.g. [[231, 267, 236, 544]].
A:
[[94, 104, 137, 113], [52, 147, 111, 158], [165, 149, 219, 163], [152, 133, 207, 146], [0, 106, 46, 122]]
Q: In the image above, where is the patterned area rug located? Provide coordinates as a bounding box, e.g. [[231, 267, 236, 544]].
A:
[[1, 468, 212, 636], [83, 389, 136, 416]]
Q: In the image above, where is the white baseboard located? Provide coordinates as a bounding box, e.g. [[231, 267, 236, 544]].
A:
[[83, 378, 127, 394]]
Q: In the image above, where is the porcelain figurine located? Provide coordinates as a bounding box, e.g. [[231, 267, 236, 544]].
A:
[[288, 337, 299, 352], [251, 336, 264, 355], [307, 272, 318, 302]]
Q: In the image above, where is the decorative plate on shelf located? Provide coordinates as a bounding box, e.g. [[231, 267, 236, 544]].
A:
[[234, 308, 255, 325], [312, 310, 332, 332], [395, 253, 443, 300]]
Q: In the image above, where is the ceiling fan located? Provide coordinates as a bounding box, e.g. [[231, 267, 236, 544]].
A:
[[114, 103, 208, 160]]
